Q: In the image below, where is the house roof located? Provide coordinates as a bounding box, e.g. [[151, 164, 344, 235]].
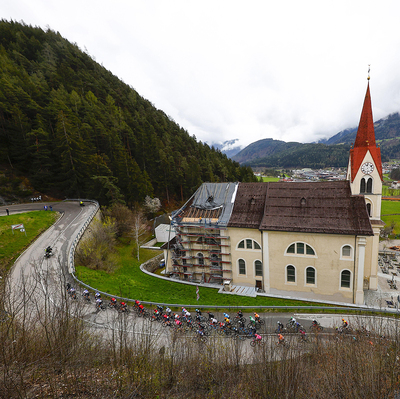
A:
[[228, 182, 269, 228], [349, 82, 383, 182], [228, 181, 373, 236], [173, 182, 238, 226], [259, 181, 373, 235]]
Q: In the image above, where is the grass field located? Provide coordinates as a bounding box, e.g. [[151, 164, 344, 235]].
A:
[[260, 176, 280, 182], [381, 199, 400, 235], [0, 211, 58, 270], [75, 240, 321, 307]]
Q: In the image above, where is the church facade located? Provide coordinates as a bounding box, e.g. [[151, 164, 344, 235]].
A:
[[164, 80, 383, 305]]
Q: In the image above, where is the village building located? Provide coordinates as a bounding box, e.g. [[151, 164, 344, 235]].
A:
[[164, 79, 383, 304]]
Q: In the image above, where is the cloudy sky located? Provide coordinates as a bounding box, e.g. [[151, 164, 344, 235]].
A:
[[3, 1, 400, 150]]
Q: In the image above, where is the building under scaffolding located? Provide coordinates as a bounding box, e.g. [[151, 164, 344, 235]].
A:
[[166, 182, 238, 284]]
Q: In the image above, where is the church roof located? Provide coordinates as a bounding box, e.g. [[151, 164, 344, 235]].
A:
[[173, 182, 238, 226], [228, 182, 269, 229], [349, 82, 383, 181], [229, 181, 373, 236]]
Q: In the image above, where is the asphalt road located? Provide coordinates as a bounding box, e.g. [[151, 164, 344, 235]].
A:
[[3, 201, 399, 352]]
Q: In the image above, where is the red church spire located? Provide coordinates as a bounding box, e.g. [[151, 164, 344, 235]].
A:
[[354, 82, 376, 149], [349, 73, 382, 182]]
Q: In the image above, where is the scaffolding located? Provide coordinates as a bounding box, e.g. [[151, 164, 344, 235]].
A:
[[171, 222, 232, 284]]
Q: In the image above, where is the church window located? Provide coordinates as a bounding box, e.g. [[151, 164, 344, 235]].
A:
[[366, 177, 372, 193], [197, 253, 204, 265], [286, 265, 296, 282], [238, 259, 246, 275], [237, 239, 262, 250], [306, 267, 316, 285], [306, 245, 315, 255], [340, 270, 351, 288], [366, 203, 371, 217], [341, 245, 353, 259], [342, 245, 351, 257], [286, 242, 316, 256], [287, 244, 295, 253], [360, 178, 366, 193], [255, 260, 263, 276]]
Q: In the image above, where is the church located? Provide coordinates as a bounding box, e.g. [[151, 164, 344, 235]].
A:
[[164, 78, 383, 305]]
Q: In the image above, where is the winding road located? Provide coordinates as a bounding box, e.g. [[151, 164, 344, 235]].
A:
[[2, 201, 399, 351]]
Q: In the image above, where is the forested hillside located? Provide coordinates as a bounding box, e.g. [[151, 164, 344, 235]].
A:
[[0, 20, 256, 206]]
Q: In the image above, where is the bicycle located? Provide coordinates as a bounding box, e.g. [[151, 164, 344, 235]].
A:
[[250, 335, 264, 347]]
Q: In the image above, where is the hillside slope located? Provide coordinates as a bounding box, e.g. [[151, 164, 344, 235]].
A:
[[0, 20, 256, 206]]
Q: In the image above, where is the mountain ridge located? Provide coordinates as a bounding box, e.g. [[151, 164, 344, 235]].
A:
[[231, 112, 400, 167]]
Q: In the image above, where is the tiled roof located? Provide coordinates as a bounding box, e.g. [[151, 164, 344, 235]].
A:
[[229, 181, 373, 236], [228, 182, 269, 228]]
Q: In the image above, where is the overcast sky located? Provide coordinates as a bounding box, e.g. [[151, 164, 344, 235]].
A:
[[3, 1, 400, 150]]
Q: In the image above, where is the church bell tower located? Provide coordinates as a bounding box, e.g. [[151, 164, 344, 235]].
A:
[[346, 71, 383, 292]]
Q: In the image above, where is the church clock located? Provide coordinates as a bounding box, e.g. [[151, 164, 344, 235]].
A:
[[361, 162, 374, 175]]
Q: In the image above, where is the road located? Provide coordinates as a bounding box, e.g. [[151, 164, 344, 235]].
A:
[[2, 201, 399, 357]]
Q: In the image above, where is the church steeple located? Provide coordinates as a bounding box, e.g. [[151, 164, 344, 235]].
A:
[[348, 77, 383, 182]]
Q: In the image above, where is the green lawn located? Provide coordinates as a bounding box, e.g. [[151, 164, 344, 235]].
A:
[[0, 211, 58, 270], [260, 176, 280, 182], [75, 241, 321, 307], [381, 200, 400, 235]]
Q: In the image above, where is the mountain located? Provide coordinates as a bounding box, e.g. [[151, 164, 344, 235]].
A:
[[0, 20, 256, 206], [209, 139, 243, 158], [233, 113, 400, 168]]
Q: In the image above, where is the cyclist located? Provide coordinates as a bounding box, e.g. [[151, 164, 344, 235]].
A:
[[66, 282, 71, 291], [120, 302, 127, 312], [278, 333, 285, 345], [96, 298, 103, 310], [342, 318, 348, 329], [210, 317, 218, 326], [95, 292, 101, 300], [299, 328, 307, 341], [69, 287, 76, 298], [277, 321, 284, 332], [110, 297, 117, 307], [165, 307, 172, 316], [254, 333, 262, 343], [207, 311, 215, 320], [82, 289, 89, 299]]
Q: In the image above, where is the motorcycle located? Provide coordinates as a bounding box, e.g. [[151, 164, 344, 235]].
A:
[[44, 246, 53, 258]]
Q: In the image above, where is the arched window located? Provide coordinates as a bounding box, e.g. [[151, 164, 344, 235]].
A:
[[306, 267, 316, 285], [360, 178, 366, 193], [366, 203, 371, 217], [255, 260, 263, 276], [237, 239, 261, 250], [238, 259, 246, 275], [197, 253, 204, 265], [341, 244, 354, 260], [342, 245, 351, 257], [286, 265, 296, 282], [341, 270, 351, 288], [285, 242, 316, 256], [366, 177, 372, 193]]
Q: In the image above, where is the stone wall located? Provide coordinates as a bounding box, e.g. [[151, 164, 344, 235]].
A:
[[142, 253, 164, 273]]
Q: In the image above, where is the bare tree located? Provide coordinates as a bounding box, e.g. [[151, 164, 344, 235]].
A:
[[132, 208, 147, 261]]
